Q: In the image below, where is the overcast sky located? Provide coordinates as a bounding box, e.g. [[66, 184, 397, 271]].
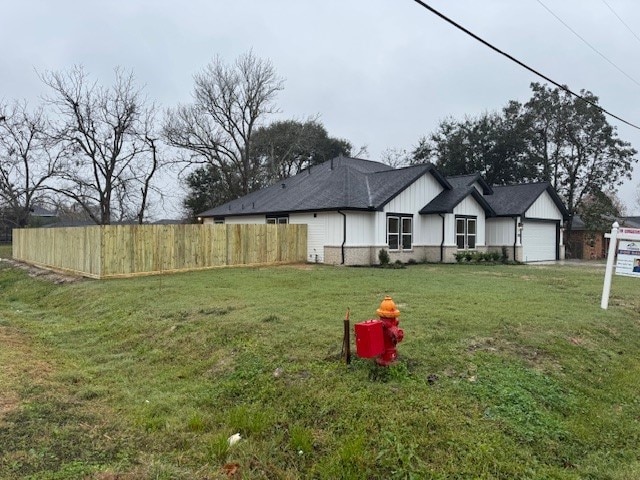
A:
[[3, 0, 640, 217]]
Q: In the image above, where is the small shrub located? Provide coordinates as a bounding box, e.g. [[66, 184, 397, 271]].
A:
[[501, 246, 509, 263], [392, 259, 406, 269], [407, 258, 417, 265], [488, 251, 501, 262], [378, 249, 390, 266], [470, 251, 484, 262], [454, 252, 467, 263]]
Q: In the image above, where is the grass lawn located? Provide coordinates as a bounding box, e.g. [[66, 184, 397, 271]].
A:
[[0, 244, 11, 259], [0, 261, 639, 479]]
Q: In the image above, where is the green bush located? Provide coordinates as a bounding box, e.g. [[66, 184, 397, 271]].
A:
[[454, 252, 467, 263], [470, 251, 484, 262], [501, 246, 509, 263], [378, 249, 390, 266], [455, 251, 502, 263], [488, 251, 501, 262]]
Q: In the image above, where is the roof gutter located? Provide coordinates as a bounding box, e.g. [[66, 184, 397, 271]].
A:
[[338, 210, 346, 265]]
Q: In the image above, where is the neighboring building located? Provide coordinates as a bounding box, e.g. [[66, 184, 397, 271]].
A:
[[566, 215, 640, 260], [0, 204, 58, 242], [29, 205, 58, 225], [198, 156, 570, 265]]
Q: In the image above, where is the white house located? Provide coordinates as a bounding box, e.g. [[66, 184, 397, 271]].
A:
[[198, 156, 569, 264]]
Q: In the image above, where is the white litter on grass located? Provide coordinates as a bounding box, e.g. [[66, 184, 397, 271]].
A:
[[228, 433, 241, 446]]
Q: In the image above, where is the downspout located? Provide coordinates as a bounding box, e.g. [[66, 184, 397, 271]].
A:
[[338, 210, 346, 265], [513, 216, 518, 261], [439, 214, 445, 262]]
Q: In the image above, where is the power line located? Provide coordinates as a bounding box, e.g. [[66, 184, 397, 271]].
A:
[[409, 0, 640, 131], [535, 0, 640, 90], [601, 0, 640, 46]]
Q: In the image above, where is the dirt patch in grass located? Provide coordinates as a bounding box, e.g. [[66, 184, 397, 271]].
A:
[[0, 326, 54, 423], [0, 258, 82, 284], [466, 336, 560, 371], [0, 392, 19, 425]]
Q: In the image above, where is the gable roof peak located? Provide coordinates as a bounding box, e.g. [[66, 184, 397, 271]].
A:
[[445, 172, 493, 195]]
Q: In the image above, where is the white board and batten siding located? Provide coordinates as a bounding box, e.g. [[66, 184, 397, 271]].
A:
[[289, 212, 344, 263], [419, 215, 444, 245], [525, 191, 564, 221], [381, 172, 445, 246], [452, 195, 486, 246], [291, 211, 370, 262], [522, 191, 564, 262], [486, 217, 517, 246], [289, 213, 323, 262]]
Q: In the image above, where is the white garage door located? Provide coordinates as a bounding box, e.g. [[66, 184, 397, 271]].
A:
[[522, 222, 557, 262]]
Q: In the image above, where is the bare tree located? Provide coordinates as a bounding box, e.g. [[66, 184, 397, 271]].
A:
[[163, 51, 284, 197], [0, 100, 61, 228], [41, 66, 164, 224], [380, 147, 410, 169]]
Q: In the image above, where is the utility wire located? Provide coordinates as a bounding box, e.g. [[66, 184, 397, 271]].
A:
[[601, 0, 640, 46], [535, 0, 640, 89], [409, 0, 640, 131]]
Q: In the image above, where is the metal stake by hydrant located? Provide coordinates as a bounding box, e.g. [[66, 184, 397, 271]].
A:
[[354, 296, 404, 366]]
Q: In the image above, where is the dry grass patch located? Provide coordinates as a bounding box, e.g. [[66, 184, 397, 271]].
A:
[[0, 326, 53, 422]]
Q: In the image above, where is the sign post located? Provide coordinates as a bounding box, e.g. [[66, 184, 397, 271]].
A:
[[601, 223, 640, 309], [601, 222, 619, 310]]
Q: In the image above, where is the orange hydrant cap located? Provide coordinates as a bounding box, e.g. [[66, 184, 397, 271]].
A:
[[376, 295, 400, 318]]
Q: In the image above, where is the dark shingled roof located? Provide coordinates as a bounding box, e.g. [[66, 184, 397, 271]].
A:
[[199, 157, 449, 217], [486, 183, 569, 219], [420, 173, 496, 215], [30, 205, 57, 217], [623, 216, 640, 228], [420, 186, 495, 215], [572, 215, 640, 231], [446, 173, 493, 195], [199, 157, 569, 220]]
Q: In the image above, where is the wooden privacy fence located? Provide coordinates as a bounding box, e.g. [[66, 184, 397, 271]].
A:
[[12, 224, 308, 279]]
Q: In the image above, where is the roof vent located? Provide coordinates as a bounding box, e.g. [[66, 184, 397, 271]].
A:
[[281, 183, 286, 189]]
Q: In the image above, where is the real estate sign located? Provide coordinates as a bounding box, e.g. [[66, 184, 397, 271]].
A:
[[615, 240, 640, 277], [602, 225, 640, 309]]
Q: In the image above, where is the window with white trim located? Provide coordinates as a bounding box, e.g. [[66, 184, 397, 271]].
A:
[[456, 216, 477, 249], [387, 214, 413, 251], [266, 216, 288, 224]]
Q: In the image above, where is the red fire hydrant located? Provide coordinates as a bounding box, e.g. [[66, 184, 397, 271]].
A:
[[354, 296, 404, 366]]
